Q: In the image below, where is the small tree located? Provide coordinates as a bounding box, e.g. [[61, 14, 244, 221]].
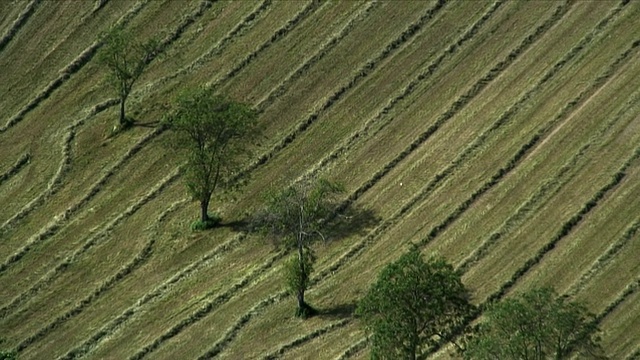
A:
[[357, 249, 473, 359], [0, 339, 16, 360], [165, 88, 258, 229], [257, 178, 343, 318], [464, 287, 605, 360], [98, 25, 159, 127]]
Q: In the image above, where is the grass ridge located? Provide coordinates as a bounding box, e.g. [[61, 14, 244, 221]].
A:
[[0, 153, 31, 188], [0, 0, 41, 54]]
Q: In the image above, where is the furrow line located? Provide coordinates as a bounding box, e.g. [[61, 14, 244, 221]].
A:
[[335, 0, 570, 214], [301, 0, 507, 182], [129, 251, 288, 360], [487, 145, 640, 304], [0, 153, 30, 188], [457, 84, 640, 273], [243, 0, 447, 177], [0, 0, 151, 134], [206, 0, 322, 92], [594, 269, 640, 326], [255, 0, 381, 112], [0, 0, 41, 53], [134, 0, 272, 99], [58, 233, 247, 360], [195, 292, 288, 360], [13, 199, 188, 353], [260, 318, 351, 360], [0, 167, 181, 319], [311, 1, 571, 282], [92, 0, 109, 14], [566, 217, 640, 298], [335, 337, 368, 360]]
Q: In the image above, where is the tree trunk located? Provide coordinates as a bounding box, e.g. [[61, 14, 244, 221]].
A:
[[297, 235, 306, 309], [200, 196, 210, 223], [119, 96, 126, 125]]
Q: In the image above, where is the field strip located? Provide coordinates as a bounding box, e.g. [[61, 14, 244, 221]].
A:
[[260, 319, 351, 360], [0, 165, 181, 319], [255, 0, 381, 112], [128, 251, 287, 360], [301, 0, 508, 183], [0, 153, 30, 188], [594, 269, 640, 329], [58, 233, 247, 360], [133, 0, 272, 101], [457, 84, 640, 273], [0, 0, 151, 134], [0, 0, 40, 53], [486, 145, 640, 304], [243, 0, 447, 178], [335, 337, 368, 360], [309, 1, 570, 283], [12, 199, 188, 354]]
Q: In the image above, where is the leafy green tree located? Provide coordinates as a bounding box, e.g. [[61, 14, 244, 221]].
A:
[[98, 25, 159, 127], [0, 351, 16, 360], [464, 287, 605, 360], [256, 178, 343, 318], [165, 88, 258, 228], [357, 249, 473, 360]]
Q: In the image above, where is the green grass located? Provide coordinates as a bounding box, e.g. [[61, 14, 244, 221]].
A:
[[2, 0, 640, 359]]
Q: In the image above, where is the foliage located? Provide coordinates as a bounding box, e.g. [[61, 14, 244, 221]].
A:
[[165, 87, 258, 225], [464, 287, 605, 360], [98, 25, 159, 127], [0, 351, 16, 360], [255, 178, 344, 317], [356, 249, 473, 359]]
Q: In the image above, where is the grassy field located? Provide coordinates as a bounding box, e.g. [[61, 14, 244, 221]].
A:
[[2, 0, 640, 359]]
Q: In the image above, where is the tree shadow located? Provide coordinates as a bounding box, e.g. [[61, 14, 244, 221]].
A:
[[217, 218, 250, 232], [317, 302, 357, 320], [324, 206, 381, 243]]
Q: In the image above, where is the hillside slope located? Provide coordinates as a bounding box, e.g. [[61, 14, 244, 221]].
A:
[[1, 0, 640, 359]]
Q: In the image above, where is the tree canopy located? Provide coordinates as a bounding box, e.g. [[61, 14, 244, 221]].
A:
[[165, 88, 258, 228], [357, 249, 473, 360], [464, 287, 605, 360]]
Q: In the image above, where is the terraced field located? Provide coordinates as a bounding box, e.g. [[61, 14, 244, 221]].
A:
[[1, 0, 640, 359]]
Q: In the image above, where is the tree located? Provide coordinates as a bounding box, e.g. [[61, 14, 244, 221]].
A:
[[256, 178, 344, 318], [165, 88, 258, 228], [0, 351, 16, 360], [98, 25, 159, 127], [464, 287, 605, 360], [356, 249, 473, 360]]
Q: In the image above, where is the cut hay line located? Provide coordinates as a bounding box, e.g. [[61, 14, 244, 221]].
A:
[[92, 0, 109, 14], [0, 0, 41, 54], [0, 122, 159, 275], [0, 166, 181, 320], [260, 318, 351, 360], [255, 0, 381, 113], [13, 199, 188, 354], [59, 233, 247, 360], [133, 0, 272, 100], [594, 263, 640, 326], [205, 0, 322, 92], [457, 83, 640, 273], [300, 0, 507, 184], [626, 345, 640, 360], [129, 251, 287, 360], [335, 337, 368, 360], [487, 145, 640, 304], [0, 0, 151, 134], [0, 153, 30, 188], [195, 293, 288, 360], [243, 0, 447, 177], [311, 1, 570, 283], [334, 0, 570, 216]]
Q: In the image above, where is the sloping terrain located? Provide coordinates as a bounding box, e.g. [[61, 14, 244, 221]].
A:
[[1, 0, 640, 359]]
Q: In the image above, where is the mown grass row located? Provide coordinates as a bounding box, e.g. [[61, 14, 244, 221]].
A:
[[0, 0, 151, 134], [301, 0, 507, 183], [593, 253, 640, 327], [244, 0, 447, 177], [0, 166, 181, 320], [335, 337, 368, 360], [12, 199, 187, 354], [0, 0, 41, 53], [134, 0, 272, 100], [335, 0, 570, 215], [59, 232, 249, 360], [260, 319, 351, 360], [129, 250, 288, 360], [310, 1, 569, 284], [255, 0, 380, 113], [457, 82, 640, 273], [0, 153, 30, 188]]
